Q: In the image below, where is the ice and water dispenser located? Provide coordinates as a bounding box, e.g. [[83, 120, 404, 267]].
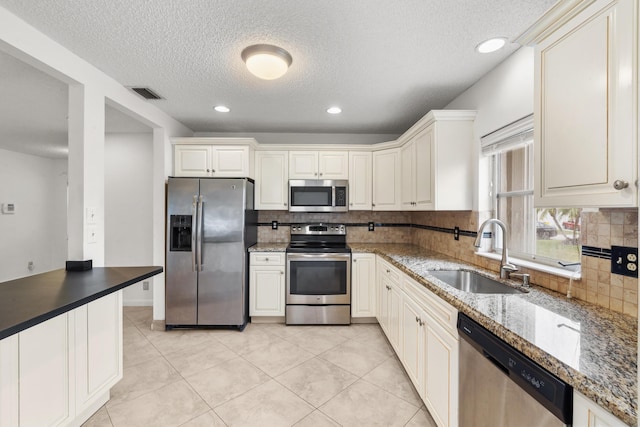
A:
[[169, 215, 192, 251]]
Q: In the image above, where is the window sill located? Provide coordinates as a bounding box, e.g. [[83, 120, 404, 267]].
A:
[[475, 252, 582, 280]]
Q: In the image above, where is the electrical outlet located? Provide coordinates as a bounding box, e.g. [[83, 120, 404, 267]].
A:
[[272, 221, 278, 230], [368, 222, 375, 231], [611, 246, 638, 278], [143, 281, 149, 291], [454, 226, 460, 241]]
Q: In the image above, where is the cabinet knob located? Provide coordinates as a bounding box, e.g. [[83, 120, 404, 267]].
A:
[[372, 203, 376, 207], [415, 316, 420, 323], [265, 257, 269, 262], [353, 259, 357, 263], [206, 169, 210, 172], [386, 269, 390, 273], [284, 203, 287, 206], [350, 202, 353, 206], [280, 271, 284, 275], [319, 172, 323, 177], [613, 180, 629, 190], [212, 169, 216, 173]]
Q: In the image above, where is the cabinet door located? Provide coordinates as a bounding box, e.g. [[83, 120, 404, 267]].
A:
[[211, 146, 250, 177], [174, 145, 212, 177], [372, 149, 401, 210], [377, 263, 391, 332], [75, 291, 123, 414], [318, 151, 349, 179], [0, 335, 19, 427], [573, 391, 628, 427], [400, 140, 416, 209], [289, 151, 319, 179], [388, 284, 402, 355], [352, 253, 376, 317], [414, 126, 434, 209], [255, 151, 289, 210], [400, 295, 424, 397], [19, 314, 73, 427], [424, 318, 458, 427], [535, 0, 637, 207], [250, 265, 285, 316], [348, 152, 372, 210]]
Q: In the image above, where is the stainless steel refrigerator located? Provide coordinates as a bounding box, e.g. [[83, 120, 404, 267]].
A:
[[165, 177, 257, 330]]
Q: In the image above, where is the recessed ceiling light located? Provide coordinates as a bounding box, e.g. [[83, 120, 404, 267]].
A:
[[214, 105, 230, 113], [475, 37, 508, 53], [327, 107, 342, 114], [241, 44, 293, 80]]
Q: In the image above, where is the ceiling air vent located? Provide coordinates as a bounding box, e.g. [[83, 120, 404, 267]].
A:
[[128, 86, 164, 100]]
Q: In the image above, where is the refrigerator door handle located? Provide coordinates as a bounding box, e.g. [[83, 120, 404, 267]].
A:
[[197, 196, 204, 271], [191, 195, 198, 272]]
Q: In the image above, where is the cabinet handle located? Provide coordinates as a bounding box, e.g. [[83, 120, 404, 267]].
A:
[[613, 180, 629, 190], [415, 316, 420, 323], [419, 319, 424, 326]]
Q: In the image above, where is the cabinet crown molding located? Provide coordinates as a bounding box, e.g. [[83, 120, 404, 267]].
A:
[[514, 0, 599, 45], [171, 137, 259, 148]]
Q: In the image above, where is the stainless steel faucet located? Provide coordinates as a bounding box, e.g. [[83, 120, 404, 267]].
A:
[[474, 218, 518, 279]]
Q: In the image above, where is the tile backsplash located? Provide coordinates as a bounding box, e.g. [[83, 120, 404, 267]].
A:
[[256, 208, 638, 318]]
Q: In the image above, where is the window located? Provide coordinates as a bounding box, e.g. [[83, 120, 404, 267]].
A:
[[482, 115, 581, 267]]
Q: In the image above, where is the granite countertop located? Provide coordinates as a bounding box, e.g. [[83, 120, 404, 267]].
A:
[[249, 243, 289, 252], [0, 266, 163, 340], [349, 243, 637, 426]]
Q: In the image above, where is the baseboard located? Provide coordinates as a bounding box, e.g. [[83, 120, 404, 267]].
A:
[[250, 316, 285, 324], [351, 317, 378, 324], [123, 300, 153, 307]]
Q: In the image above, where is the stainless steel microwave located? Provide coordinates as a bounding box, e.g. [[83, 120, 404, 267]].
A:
[[288, 179, 348, 212]]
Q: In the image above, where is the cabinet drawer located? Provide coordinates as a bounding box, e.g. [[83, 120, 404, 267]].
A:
[[404, 276, 457, 333], [250, 252, 284, 266], [377, 257, 402, 287]]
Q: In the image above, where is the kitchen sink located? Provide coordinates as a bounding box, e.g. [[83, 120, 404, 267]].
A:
[[428, 270, 524, 294]]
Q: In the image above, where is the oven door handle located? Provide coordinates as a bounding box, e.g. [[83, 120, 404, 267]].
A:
[[286, 252, 352, 262]]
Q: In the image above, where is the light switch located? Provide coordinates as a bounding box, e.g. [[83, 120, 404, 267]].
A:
[[86, 207, 97, 224], [87, 226, 98, 244], [1, 203, 15, 214]]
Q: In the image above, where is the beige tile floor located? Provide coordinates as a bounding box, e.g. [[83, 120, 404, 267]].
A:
[[83, 307, 438, 427]]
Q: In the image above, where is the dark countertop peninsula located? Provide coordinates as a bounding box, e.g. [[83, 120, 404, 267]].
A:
[[0, 266, 163, 340]]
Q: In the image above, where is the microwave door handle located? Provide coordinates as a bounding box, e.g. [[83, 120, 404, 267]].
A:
[[332, 185, 336, 207], [191, 195, 198, 272], [197, 196, 204, 271]]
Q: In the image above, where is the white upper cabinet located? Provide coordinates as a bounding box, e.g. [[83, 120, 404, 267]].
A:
[[372, 148, 402, 210], [172, 138, 256, 178], [255, 151, 289, 210], [289, 151, 348, 180], [401, 127, 434, 210], [399, 111, 475, 210], [348, 151, 372, 210], [531, 0, 637, 207]]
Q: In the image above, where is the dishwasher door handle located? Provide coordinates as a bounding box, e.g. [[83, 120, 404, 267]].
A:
[[483, 350, 509, 376]]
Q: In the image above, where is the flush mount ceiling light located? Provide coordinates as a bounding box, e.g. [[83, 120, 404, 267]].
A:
[[475, 37, 508, 53], [241, 44, 293, 80], [327, 107, 342, 114], [214, 105, 230, 113]]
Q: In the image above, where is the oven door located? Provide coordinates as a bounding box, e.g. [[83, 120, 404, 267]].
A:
[[286, 252, 351, 304]]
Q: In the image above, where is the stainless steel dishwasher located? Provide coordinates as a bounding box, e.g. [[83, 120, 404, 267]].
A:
[[457, 313, 573, 427]]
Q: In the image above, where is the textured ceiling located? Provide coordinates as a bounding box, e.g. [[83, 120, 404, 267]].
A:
[[0, 0, 557, 138]]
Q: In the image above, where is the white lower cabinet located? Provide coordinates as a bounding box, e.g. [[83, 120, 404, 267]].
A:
[[377, 255, 459, 427], [573, 391, 628, 427], [351, 253, 376, 317], [250, 253, 285, 317], [0, 290, 123, 427], [376, 257, 402, 354], [74, 291, 123, 417]]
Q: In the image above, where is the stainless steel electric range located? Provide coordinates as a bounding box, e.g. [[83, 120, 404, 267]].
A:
[[285, 223, 351, 325]]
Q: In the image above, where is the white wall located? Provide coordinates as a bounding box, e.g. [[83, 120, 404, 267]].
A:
[[445, 47, 535, 212], [0, 149, 67, 281], [104, 133, 154, 305]]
